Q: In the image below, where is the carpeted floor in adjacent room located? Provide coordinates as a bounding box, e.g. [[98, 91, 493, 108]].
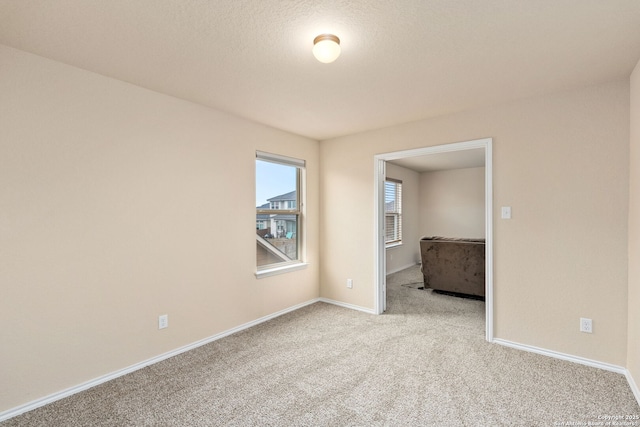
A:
[[3, 264, 638, 426]]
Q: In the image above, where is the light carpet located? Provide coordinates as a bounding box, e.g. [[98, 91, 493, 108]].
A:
[[3, 265, 638, 426]]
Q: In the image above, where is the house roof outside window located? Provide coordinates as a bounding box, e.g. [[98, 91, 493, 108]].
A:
[[267, 191, 296, 202]]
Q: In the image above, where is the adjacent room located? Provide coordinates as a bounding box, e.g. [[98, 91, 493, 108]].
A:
[[1, 1, 640, 425], [383, 145, 487, 311]]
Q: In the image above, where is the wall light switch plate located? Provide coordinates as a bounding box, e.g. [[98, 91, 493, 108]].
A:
[[501, 206, 512, 219]]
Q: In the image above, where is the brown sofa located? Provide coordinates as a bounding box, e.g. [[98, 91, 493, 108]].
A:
[[419, 237, 485, 298]]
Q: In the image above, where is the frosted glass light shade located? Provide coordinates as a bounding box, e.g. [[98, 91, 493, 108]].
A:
[[313, 34, 340, 63]]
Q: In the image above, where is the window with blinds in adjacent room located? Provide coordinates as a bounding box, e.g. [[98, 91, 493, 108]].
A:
[[385, 178, 402, 246]]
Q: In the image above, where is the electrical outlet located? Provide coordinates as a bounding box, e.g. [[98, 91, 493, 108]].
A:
[[580, 317, 592, 333], [159, 314, 168, 330], [347, 279, 353, 289]]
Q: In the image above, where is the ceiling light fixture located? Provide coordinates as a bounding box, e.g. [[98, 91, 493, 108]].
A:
[[312, 34, 341, 63]]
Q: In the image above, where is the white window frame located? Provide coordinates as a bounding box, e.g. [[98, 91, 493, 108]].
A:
[[255, 151, 308, 278], [385, 178, 402, 247]]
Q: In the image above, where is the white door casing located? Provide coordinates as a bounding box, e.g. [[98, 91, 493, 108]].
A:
[[373, 138, 494, 342]]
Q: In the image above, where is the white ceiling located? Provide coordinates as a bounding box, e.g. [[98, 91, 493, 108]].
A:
[[1, 1, 640, 140], [389, 148, 485, 173]]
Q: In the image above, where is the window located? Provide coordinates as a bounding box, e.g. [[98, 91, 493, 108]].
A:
[[385, 178, 402, 246], [256, 151, 305, 273]]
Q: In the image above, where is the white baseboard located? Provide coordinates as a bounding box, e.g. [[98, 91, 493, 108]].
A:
[[493, 338, 626, 374], [494, 338, 640, 406], [318, 297, 376, 315], [7, 303, 634, 422], [626, 369, 640, 406], [0, 298, 321, 423], [386, 262, 418, 275]]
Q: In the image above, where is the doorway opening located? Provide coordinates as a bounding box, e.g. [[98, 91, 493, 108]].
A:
[[374, 138, 494, 342]]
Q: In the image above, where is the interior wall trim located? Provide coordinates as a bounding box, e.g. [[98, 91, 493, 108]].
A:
[[493, 338, 639, 405], [318, 297, 377, 315], [373, 137, 493, 341], [3, 301, 635, 421], [386, 262, 419, 275], [0, 298, 322, 422], [493, 338, 627, 374], [627, 369, 640, 406]]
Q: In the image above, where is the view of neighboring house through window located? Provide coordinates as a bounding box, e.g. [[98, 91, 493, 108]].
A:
[[256, 151, 305, 270], [385, 178, 402, 246]]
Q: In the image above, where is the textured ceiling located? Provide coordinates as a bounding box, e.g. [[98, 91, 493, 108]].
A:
[[1, 0, 640, 140]]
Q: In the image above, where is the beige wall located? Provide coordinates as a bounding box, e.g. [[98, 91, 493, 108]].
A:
[[320, 80, 629, 365], [419, 167, 485, 239], [385, 163, 420, 274], [628, 59, 640, 396], [0, 45, 320, 412]]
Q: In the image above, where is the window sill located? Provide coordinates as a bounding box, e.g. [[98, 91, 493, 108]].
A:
[[386, 242, 403, 249], [255, 262, 309, 279]]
